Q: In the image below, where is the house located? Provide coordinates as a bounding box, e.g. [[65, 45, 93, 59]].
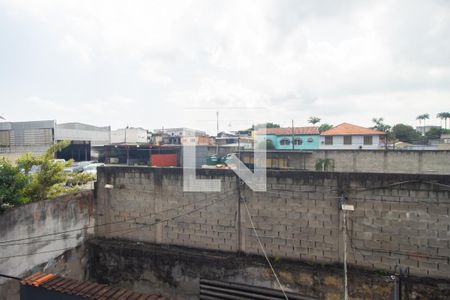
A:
[[153, 127, 208, 145], [255, 127, 320, 150], [320, 123, 385, 149], [215, 131, 253, 148]]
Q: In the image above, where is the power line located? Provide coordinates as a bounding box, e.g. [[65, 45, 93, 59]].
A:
[[0, 196, 223, 260], [242, 197, 289, 300], [0, 197, 212, 246], [0, 273, 20, 280]]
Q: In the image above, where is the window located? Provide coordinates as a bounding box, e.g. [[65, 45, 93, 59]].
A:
[[344, 136, 352, 145], [0, 130, 10, 146], [293, 138, 303, 145], [307, 137, 314, 143], [325, 136, 333, 145], [280, 138, 290, 145], [363, 136, 373, 145]]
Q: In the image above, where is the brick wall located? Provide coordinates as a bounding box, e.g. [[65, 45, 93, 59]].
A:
[[95, 166, 450, 279]]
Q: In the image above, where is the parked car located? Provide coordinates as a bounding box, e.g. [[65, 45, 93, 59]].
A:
[[72, 161, 96, 173], [28, 165, 41, 174], [83, 163, 105, 176]]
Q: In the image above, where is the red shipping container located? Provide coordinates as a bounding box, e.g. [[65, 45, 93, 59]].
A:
[[151, 154, 177, 167]]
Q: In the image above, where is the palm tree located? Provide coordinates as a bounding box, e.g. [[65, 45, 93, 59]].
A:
[[437, 112, 450, 130], [416, 114, 430, 135], [308, 116, 321, 125]]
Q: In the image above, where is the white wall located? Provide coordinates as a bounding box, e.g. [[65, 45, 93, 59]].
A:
[[55, 128, 110, 146], [320, 135, 381, 149], [111, 128, 148, 144]]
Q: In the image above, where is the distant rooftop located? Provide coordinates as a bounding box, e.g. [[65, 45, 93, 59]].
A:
[[255, 126, 319, 135], [321, 123, 385, 136]]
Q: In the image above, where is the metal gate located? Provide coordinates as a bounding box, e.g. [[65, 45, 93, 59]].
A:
[[200, 279, 318, 300]]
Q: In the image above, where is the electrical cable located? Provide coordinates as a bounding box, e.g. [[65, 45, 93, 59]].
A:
[[0, 196, 212, 246], [0, 273, 21, 280], [0, 196, 223, 260], [242, 197, 289, 300]]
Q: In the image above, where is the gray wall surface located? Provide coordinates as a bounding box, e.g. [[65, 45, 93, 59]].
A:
[[95, 167, 450, 280], [0, 191, 94, 300], [237, 149, 450, 174], [89, 239, 450, 300], [55, 122, 111, 146]]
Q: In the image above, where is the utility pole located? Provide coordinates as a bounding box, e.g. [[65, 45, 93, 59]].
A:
[[216, 111, 219, 155], [339, 194, 353, 300]]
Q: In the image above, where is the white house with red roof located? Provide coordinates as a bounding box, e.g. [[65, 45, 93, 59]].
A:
[[320, 123, 386, 150]]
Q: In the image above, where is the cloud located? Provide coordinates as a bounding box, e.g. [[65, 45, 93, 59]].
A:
[[1, 0, 449, 132]]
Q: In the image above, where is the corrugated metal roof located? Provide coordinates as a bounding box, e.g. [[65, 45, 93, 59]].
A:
[[21, 272, 168, 300]]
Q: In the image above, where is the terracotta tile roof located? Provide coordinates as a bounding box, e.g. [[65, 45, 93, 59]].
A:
[[21, 272, 168, 300], [255, 127, 319, 136], [320, 123, 385, 136]]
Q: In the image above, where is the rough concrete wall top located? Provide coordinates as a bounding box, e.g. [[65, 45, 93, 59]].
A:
[[0, 191, 94, 287]]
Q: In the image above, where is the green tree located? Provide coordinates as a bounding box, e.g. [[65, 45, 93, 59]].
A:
[[308, 116, 321, 125], [256, 139, 275, 150], [392, 124, 422, 143], [437, 112, 450, 130], [371, 117, 391, 133], [372, 117, 393, 147], [425, 127, 443, 140], [19, 141, 74, 202], [318, 123, 333, 133], [416, 113, 430, 135], [0, 158, 30, 212], [251, 123, 281, 130]]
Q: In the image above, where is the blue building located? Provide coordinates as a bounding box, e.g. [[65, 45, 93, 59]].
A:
[[255, 127, 320, 150]]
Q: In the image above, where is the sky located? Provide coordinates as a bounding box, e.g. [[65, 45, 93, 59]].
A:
[[0, 0, 449, 134]]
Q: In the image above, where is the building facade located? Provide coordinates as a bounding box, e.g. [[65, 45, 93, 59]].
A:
[[320, 123, 385, 149], [55, 122, 110, 146], [0, 120, 55, 161], [255, 127, 320, 150], [153, 127, 208, 145], [111, 127, 148, 144]]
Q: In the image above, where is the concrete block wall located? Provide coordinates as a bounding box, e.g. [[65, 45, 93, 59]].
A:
[[95, 167, 239, 252], [95, 166, 450, 279], [239, 149, 450, 174]]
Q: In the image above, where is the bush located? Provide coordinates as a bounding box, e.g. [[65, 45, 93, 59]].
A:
[[0, 158, 30, 212]]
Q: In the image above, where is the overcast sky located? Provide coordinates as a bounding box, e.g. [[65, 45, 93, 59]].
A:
[[0, 0, 449, 134]]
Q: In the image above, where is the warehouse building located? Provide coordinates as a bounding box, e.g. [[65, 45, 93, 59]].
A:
[[0, 120, 111, 162]]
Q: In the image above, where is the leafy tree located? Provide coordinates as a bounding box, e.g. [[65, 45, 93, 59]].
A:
[[318, 123, 333, 133], [392, 124, 422, 143], [425, 127, 442, 139], [0, 158, 30, 212], [416, 113, 430, 135], [371, 117, 393, 147], [251, 123, 281, 130], [437, 112, 450, 129], [371, 117, 391, 133], [256, 139, 275, 150], [19, 141, 74, 202], [308, 116, 321, 125]]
